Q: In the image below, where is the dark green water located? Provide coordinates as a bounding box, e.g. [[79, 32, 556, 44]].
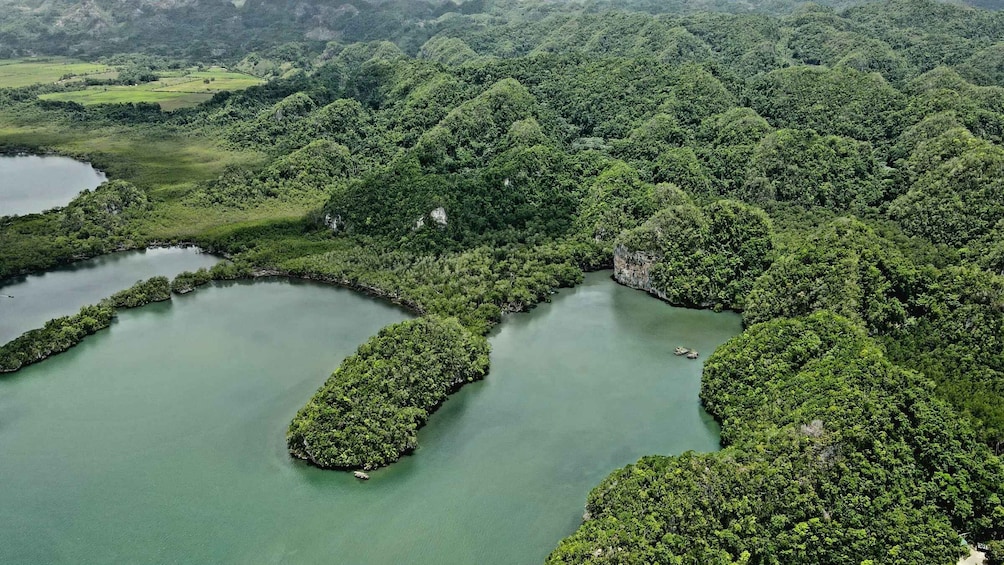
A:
[[0, 155, 106, 216], [0, 247, 220, 344], [0, 271, 740, 564]]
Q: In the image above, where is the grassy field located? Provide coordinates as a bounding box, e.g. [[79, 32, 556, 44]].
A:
[[0, 58, 115, 88], [37, 67, 265, 111], [0, 62, 313, 244], [0, 118, 319, 241]]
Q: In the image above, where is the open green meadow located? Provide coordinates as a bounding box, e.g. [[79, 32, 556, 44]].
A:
[[37, 67, 264, 111], [0, 118, 286, 239], [0, 58, 115, 88]]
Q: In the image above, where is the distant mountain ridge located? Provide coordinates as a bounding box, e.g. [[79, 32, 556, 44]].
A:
[[0, 0, 997, 60]]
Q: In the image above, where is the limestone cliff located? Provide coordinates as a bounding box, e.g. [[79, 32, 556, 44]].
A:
[[613, 244, 671, 302]]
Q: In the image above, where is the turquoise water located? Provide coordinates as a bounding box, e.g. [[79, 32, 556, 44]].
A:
[[0, 272, 740, 564]]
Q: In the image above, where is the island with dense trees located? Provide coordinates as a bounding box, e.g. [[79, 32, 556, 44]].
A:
[[2, 0, 1004, 561], [288, 316, 490, 469]]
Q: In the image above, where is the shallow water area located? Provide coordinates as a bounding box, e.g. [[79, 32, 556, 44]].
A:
[[0, 154, 106, 216], [0, 271, 741, 564], [0, 247, 220, 343]]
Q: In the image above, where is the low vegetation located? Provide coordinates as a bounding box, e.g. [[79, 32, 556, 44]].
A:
[[37, 67, 263, 111], [0, 58, 114, 89]]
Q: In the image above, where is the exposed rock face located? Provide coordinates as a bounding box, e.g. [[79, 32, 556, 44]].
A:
[[429, 207, 447, 226], [614, 244, 718, 308], [305, 27, 338, 41], [800, 419, 825, 438], [324, 213, 344, 233], [613, 244, 662, 297], [416, 207, 448, 229]]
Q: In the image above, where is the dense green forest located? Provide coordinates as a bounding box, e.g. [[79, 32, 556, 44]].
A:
[[288, 316, 489, 469], [551, 312, 1004, 564], [0, 0, 997, 60], [2, 0, 1004, 561]]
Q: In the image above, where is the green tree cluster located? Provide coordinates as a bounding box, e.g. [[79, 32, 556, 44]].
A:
[[108, 276, 171, 308], [742, 128, 883, 209], [1, 179, 149, 279], [549, 312, 1004, 564], [0, 303, 115, 373], [615, 198, 773, 309], [744, 218, 914, 331], [171, 268, 213, 294], [194, 140, 354, 209], [281, 238, 603, 335], [744, 219, 1004, 450], [287, 316, 489, 470]]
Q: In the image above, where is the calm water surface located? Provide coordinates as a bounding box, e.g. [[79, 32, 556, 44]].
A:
[[0, 155, 106, 216], [0, 271, 740, 564], [0, 247, 220, 344]]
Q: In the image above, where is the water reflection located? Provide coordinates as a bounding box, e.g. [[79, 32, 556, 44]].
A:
[[0, 155, 106, 216]]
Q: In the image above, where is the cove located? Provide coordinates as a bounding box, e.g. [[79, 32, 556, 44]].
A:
[[0, 271, 741, 564], [0, 155, 106, 216], [0, 247, 220, 344]]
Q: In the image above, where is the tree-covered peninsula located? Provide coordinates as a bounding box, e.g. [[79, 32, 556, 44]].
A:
[[0, 275, 171, 372], [2, 0, 1004, 561], [0, 303, 115, 372], [288, 316, 489, 469], [0, 268, 246, 372]]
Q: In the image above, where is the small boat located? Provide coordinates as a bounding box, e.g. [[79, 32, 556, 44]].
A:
[[674, 347, 690, 356], [686, 351, 699, 360], [353, 471, 370, 480]]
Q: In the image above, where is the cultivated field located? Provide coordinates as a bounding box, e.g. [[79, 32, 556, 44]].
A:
[[0, 58, 116, 88], [37, 67, 265, 111]]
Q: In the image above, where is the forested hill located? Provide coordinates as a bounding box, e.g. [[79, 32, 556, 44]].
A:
[[3, 0, 1004, 561], [0, 0, 998, 59]]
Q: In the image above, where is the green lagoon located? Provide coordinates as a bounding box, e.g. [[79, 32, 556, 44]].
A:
[[0, 271, 740, 564]]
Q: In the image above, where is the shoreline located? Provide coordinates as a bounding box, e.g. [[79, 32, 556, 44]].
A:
[[0, 240, 209, 287]]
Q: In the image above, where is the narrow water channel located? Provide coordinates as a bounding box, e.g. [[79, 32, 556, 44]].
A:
[[0, 247, 220, 344], [0, 272, 740, 564]]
